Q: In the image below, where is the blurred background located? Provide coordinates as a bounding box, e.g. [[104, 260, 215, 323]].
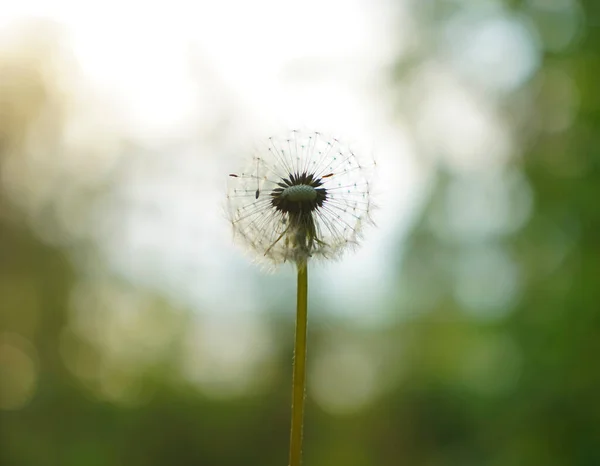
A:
[[1, 0, 599, 465]]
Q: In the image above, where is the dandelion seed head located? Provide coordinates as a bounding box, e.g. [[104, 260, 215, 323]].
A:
[[227, 130, 375, 266]]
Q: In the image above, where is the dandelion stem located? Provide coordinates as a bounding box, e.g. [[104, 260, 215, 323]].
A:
[[289, 261, 308, 466]]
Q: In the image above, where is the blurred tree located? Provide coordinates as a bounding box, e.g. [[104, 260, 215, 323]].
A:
[[383, 1, 600, 465]]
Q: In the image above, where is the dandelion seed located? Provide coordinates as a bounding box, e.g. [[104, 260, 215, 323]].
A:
[[227, 130, 375, 266]]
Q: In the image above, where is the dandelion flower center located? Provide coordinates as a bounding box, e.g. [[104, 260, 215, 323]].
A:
[[282, 185, 317, 202], [270, 172, 328, 216]]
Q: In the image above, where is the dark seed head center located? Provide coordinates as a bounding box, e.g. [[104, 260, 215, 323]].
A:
[[282, 185, 317, 202], [270, 172, 328, 214]]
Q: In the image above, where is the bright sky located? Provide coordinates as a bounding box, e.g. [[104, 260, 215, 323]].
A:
[[0, 0, 420, 323], [1, 0, 543, 325]]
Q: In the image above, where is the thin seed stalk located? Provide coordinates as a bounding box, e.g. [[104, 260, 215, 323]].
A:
[[289, 261, 308, 466]]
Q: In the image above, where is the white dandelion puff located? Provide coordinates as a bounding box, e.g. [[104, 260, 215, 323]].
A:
[[227, 130, 375, 265]]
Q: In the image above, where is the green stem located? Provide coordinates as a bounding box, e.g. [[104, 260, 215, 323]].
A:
[[289, 261, 308, 466]]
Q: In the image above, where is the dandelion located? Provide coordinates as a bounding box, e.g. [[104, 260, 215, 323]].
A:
[[228, 130, 374, 265], [227, 130, 375, 466]]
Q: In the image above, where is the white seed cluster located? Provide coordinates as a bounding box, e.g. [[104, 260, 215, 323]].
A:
[[227, 130, 375, 265]]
